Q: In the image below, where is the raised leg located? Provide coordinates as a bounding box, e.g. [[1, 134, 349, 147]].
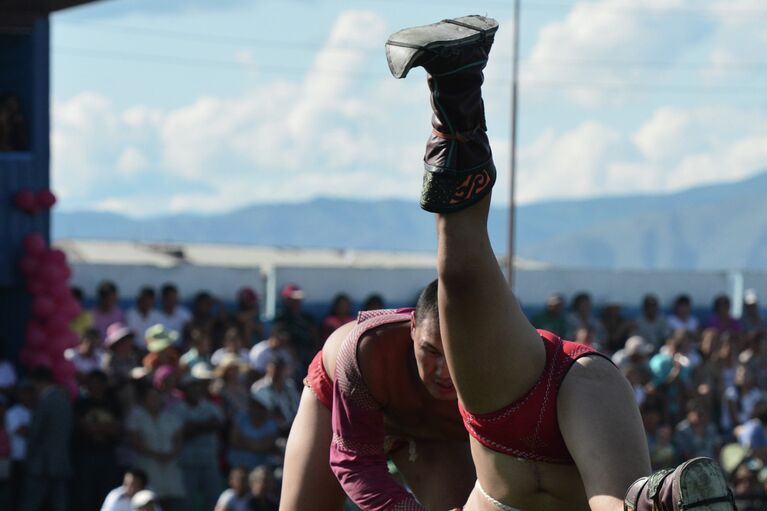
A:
[[386, 15, 546, 412], [436, 196, 545, 412], [280, 388, 346, 511]]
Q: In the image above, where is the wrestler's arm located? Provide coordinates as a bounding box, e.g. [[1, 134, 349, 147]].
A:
[[329, 336, 427, 511]]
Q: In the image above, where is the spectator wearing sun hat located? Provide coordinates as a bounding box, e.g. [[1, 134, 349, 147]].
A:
[[142, 325, 180, 372], [742, 289, 766, 334], [102, 323, 139, 382], [175, 365, 223, 511], [273, 283, 318, 367]]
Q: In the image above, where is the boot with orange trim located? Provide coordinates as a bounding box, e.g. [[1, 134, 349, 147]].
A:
[[385, 15, 498, 213]]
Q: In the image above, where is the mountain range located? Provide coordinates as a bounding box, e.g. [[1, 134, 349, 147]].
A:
[[53, 170, 767, 271]]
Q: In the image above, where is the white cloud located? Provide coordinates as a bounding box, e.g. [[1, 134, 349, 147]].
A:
[[523, 0, 711, 106]]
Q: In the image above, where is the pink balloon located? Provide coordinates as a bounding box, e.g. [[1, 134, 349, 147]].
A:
[[14, 190, 38, 214], [32, 296, 55, 319], [36, 189, 57, 210], [26, 322, 47, 348], [26, 277, 46, 296], [23, 233, 46, 255], [17, 254, 40, 276], [24, 351, 52, 369], [42, 249, 67, 267], [45, 316, 70, 338]]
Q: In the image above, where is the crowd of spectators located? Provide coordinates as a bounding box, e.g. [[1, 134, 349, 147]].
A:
[[1, 281, 766, 510], [532, 289, 767, 510]]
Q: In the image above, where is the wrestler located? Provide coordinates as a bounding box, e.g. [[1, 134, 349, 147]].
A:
[[280, 282, 475, 511], [385, 15, 735, 511]]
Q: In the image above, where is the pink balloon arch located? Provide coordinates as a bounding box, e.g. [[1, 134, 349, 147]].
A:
[[18, 209, 80, 397]]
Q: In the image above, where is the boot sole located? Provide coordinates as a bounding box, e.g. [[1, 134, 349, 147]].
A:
[[675, 457, 734, 510], [385, 15, 498, 78]]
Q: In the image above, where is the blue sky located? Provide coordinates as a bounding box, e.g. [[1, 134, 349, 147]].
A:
[[51, 0, 767, 217]]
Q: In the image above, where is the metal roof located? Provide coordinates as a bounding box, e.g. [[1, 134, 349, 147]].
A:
[[55, 239, 551, 271]]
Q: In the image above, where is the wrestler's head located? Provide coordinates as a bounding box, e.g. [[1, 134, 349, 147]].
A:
[[411, 279, 457, 400]]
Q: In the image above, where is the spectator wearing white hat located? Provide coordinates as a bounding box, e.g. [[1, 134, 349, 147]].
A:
[[131, 489, 160, 511], [100, 468, 148, 511], [175, 365, 224, 511], [742, 289, 765, 334]]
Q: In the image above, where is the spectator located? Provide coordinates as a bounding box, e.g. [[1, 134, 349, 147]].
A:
[[650, 330, 692, 424], [273, 283, 318, 366], [64, 327, 104, 381], [668, 294, 699, 334], [247, 466, 278, 511], [131, 489, 160, 511], [73, 370, 122, 511], [100, 468, 149, 511], [103, 323, 140, 382], [742, 289, 765, 334], [213, 355, 251, 420], [6, 381, 34, 509], [212, 326, 251, 368], [635, 294, 670, 348], [565, 292, 605, 345], [126, 384, 185, 511], [176, 365, 224, 511], [180, 327, 213, 371], [642, 401, 676, 470], [361, 293, 385, 311], [600, 303, 632, 353], [126, 288, 162, 350], [22, 366, 73, 511], [227, 395, 279, 471], [158, 283, 192, 336], [234, 287, 264, 345], [612, 335, 654, 377], [674, 398, 721, 460], [250, 358, 300, 434], [248, 325, 296, 378], [70, 287, 93, 336], [736, 400, 767, 463], [92, 281, 126, 339], [724, 364, 764, 429], [142, 325, 181, 372], [320, 293, 354, 342], [707, 294, 742, 334], [215, 466, 250, 511], [531, 293, 567, 338], [0, 341, 17, 400], [0, 396, 10, 510]]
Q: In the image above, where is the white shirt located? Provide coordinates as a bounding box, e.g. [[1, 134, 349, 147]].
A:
[[668, 314, 699, 333], [159, 306, 192, 335], [126, 308, 164, 348], [251, 377, 301, 425], [5, 404, 31, 461], [64, 349, 105, 375], [211, 348, 250, 368], [100, 487, 133, 511], [215, 489, 251, 511], [248, 341, 296, 375]]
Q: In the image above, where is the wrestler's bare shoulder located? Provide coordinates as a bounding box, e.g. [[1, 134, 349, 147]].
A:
[[321, 320, 410, 386]]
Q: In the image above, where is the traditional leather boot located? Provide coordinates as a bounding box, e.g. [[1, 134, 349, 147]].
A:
[[386, 15, 498, 213], [624, 457, 735, 511]]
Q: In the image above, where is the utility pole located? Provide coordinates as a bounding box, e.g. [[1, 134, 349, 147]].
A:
[[507, 0, 521, 288]]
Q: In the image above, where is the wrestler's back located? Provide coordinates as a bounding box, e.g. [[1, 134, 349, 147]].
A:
[[322, 320, 466, 441]]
